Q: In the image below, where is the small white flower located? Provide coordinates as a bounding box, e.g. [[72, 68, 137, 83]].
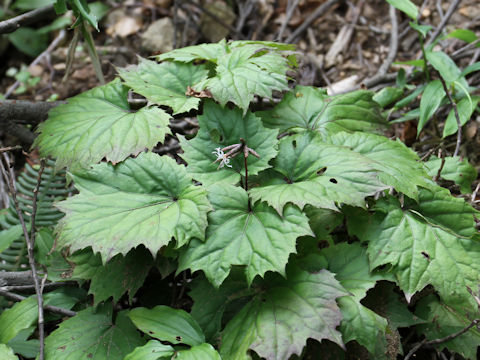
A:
[[212, 147, 232, 169]]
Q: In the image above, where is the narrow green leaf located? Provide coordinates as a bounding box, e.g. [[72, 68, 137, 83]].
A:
[[416, 295, 480, 360], [418, 79, 445, 135], [179, 100, 278, 187], [426, 51, 462, 84], [0, 225, 22, 253], [386, 0, 418, 19], [178, 184, 312, 287], [128, 305, 205, 346], [0, 344, 18, 360], [220, 266, 348, 360], [446, 29, 478, 44], [425, 156, 477, 193], [124, 340, 174, 360], [409, 22, 432, 37], [372, 86, 404, 108], [118, 58, 209, 115], [53, 0, 67, 14], [8, 27, 48, 57], [258, 86, 387, 134], [44, 304, 144, 359], [0, 297, 37, 344], [460, 62, 480, 78], [176, 343, 222, 359], [443, 96, 479, 137], [56, 153, 211, 261], [34, 79, 171, 170]]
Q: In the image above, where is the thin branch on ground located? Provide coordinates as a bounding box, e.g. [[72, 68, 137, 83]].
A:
[[438, 75, 462, 157], [276, 0, 301, 41], [4, 29, 66, 99], [0, 289, 76, 317], [405, 319, 480, 360], [425, 0, 461, 48], [0, 145, 21, 154], [0, 154, 46, 360], [285, 0, 339, 43], [0, 4, 55, 34], [182, 0, 241, 38], [433, 148, 445, 182], [472, 183, 480, 203], [235, 0, 255, 37], [339, 4, 398, 93]]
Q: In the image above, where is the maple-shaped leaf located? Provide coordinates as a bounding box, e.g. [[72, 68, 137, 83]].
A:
[[347, 188, 480, 306], [56, 153, 211, 261], [416, 295, 480, 360], [158, 40, 293, 112], [323, 243, 392, 354], [258, 86, 387, 134], [249, 132, 386, 214], [178, 184, 312, 287], [117, 58, 209, 115], [69, 247, 153, 305], [179, 100, 278, 187], [157, 40, 295, 63], [425, 155, 477, 194], [44, 303, 144, 359], [324, 131, 430, 200], [220, 265, 348, 360], [34, 79, 171, 170]]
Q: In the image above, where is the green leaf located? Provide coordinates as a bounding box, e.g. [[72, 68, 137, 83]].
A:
[[372, 86, 404, 108], [178, 184, 312, 287], [386, 0, 418, 19], [220, 265, 348, 360], [426, 51, 462, 85], [8, 328, 40, 359], [0, 297, 37, 343], [249, 132, 386, 214], [418, 79, 445, 135], [409, 22, 432, 38], [446, 29, 478, 44], [56, 153, 211, 261], [415, 295, 480, 360], [258, 86, 387, 134], [44, 304, 144, 359], [193, 44, 290, 112], [348, 189, 480, 306], [443, 96, 479, 137], [128, 305, 205, 346], [53, 0, 67, 13], [460, 61, 480, 78], [325, 131, 430, 200], [176, 343, 222, 359], [34, 79, 171, 170], [0, 344, 18, 360], [12, 0, 55, 10], [323, 243, 391, 353], [124, 340, 174, 360], [179, 100, 278, 187], [189, 273, 251, 341], [8, 27, 48, 57], [0, 225, 22, 253], [117, 58, 209, 115], [85, 247, 153, 305], [425, 156, 477, 193]]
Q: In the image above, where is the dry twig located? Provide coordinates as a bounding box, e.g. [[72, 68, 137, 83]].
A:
[[0, 4, 55, 34], [0, 153, 46, 359]]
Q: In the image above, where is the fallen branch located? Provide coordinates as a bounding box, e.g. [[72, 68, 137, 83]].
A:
[[0, 289, 76, 317], [425, 0, 461, 48], [0, 5, 55, 35], [285, 0, 339, 43]]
